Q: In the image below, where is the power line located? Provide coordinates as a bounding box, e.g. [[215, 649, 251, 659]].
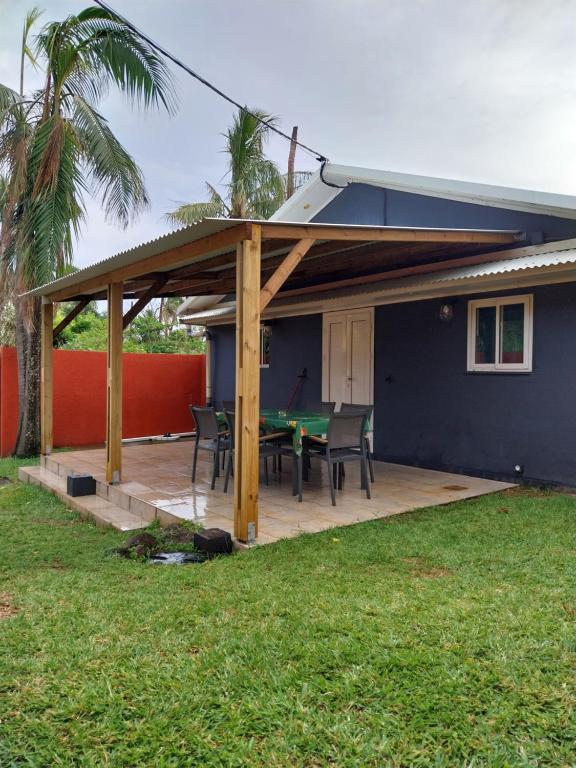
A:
[[92, 0, 329, 164]]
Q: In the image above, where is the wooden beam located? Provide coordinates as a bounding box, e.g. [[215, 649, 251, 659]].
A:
[[234, 225, 261, 544], [106, 283, 123, 484], [52, 297, 91, 341], [40, 299, 53, 455], [260, 223, 523, 245], [260, 238, 315, 311], [122, 277, 167, 329], [275, 248, 528, 300], [48, 223, 252, 302]]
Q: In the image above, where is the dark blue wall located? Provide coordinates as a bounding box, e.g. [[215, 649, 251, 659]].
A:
[[314, 184, 576, 244], [211, 314, 323, 411], [208, 186, 576, 486], [211, 283, 576, 487], [374, 283, 576, 486]]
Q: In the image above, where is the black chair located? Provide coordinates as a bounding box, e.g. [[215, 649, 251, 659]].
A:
[[309, 401, 336, 414], [223, 410, 292, 493], [339, 403, 375, 482], [189, 406, 230, 490], [303, 412, 371, 506]]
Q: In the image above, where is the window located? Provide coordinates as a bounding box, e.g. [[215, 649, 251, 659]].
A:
[[467, 295, 533, 372], [260, 325, 271, 368]]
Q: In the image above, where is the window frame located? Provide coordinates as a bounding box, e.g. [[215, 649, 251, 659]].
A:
[[260, 325, 270, 369], [467, 294, 533, 373]]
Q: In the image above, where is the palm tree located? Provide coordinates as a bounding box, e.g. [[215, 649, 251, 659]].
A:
[[0, 6, 176, 456], [166, 107, 285, 225]]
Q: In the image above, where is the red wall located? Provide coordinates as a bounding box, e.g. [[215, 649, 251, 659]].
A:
[[0, 347, 205, 456]]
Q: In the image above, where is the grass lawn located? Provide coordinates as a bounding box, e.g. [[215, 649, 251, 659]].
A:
[[0, 456, 575, 767]]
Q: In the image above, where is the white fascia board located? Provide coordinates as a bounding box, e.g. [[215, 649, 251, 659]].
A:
[[270, 170, 341, 222]]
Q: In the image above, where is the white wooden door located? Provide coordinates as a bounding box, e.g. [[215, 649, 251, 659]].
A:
[[322, 308, 374, 409]]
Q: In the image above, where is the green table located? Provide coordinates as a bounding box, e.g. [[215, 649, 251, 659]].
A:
[[259, 409, 329, 456]]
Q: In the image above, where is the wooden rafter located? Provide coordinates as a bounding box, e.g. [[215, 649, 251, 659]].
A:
[[52, 297, 91, 341], [122, 277, 168, 329], [260, 223, 523, 244], [260, 238, 315, 311], [275, 247, 529, 300]]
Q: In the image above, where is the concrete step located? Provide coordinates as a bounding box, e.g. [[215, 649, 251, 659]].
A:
[[19, 465, 147, 532], [38, 456, 158, 525]]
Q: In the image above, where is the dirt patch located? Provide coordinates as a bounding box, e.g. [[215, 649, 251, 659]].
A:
[[502, 486, 552, 499], [412, 567, 452, 578], [0, 593, 18, 620], [401, 557, 452, 579]]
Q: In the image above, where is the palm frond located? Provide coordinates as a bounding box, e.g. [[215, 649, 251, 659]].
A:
[[205, 182, 230, 216], [0, 83, 19, 114], [22, 7, 43, 74], [51, 8, 177, 113], [165, 200, 225, 227], [21, 116, 84, 287], [72, 96, 148, 226]]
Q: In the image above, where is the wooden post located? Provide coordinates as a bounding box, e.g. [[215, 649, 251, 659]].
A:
[[40, 299, 53, 455], [234, 225, 261, 543], [106, 282, 123, 484]]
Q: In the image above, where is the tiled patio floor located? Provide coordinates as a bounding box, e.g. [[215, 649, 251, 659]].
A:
[[45, 440, 514, 544]]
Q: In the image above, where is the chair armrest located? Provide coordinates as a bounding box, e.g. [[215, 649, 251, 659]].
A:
[[259, 431, 290, 443], [217, 430, 230, 437], [308, 435, 327, 445]]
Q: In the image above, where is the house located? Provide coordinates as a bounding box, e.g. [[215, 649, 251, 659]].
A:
[[179, 164, 576, 489], [25, 164, 576, 544]]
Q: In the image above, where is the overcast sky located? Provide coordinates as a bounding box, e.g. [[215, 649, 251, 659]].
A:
[[2, 0, 576, 268]]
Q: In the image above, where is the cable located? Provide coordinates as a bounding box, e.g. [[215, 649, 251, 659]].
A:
[[92, 0, 329, 164], [320, 160, 348, 189]]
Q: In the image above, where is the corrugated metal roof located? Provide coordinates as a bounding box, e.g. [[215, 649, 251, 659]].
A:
[[424, 248, 576, 284], [24, 218, 243, 298], [26, 216, 522, 299]]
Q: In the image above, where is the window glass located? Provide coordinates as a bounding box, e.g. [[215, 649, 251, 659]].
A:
[[500, 303, 524, 364], [260, 327, 270, 367], [475, 306, 496, 364]]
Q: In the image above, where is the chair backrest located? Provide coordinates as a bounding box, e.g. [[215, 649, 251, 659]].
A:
[[340, 402, 374, 423], [190, 406, 219, 440], [222, 399, 235, 411], [327, 412, 365, 451], [309, 401, 336, 414], [224, 409, 235, 449]]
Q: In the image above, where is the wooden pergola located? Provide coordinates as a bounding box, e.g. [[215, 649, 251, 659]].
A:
[[30, 218, 523, 543]]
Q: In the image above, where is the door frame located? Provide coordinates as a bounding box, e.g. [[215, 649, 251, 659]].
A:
[[321, 306, 374, 407]]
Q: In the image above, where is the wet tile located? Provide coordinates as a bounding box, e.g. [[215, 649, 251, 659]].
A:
[[41, 445, 514, 544]]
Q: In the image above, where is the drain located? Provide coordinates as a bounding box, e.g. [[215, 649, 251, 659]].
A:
[[148, 551, 208, 565]]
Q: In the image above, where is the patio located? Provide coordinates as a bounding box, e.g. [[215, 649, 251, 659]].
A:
[[28, 218, 523, 543], [22, 440, 514, 544]]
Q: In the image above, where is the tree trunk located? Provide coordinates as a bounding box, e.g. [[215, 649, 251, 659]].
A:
[[286, 126, 298, 199], [13, 296, 41, 457]]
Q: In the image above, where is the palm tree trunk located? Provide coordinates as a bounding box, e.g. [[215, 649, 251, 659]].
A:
[[13, 296, 41, 457]]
